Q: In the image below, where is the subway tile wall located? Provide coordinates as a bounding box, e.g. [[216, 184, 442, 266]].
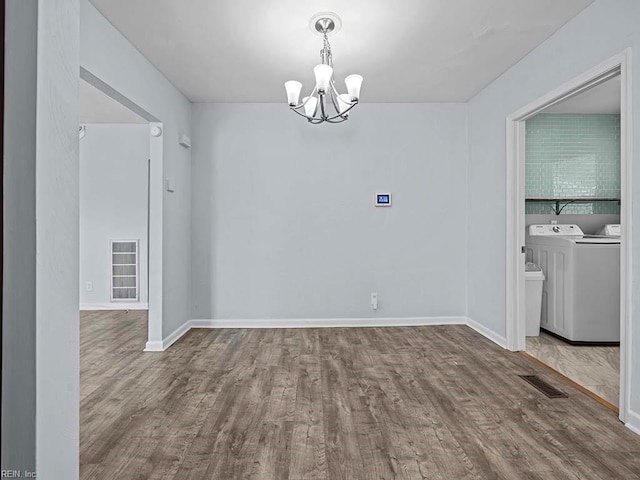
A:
[[525, 114, 621, 214]]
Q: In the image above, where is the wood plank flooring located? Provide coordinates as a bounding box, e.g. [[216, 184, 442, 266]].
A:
[[80, 311, 640, 479]]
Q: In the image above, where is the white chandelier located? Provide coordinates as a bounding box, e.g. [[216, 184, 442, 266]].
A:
[[284, 13, 363, 124]]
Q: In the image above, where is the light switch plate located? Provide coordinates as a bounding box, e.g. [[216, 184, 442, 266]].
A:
[[165, 177, 176, 192]]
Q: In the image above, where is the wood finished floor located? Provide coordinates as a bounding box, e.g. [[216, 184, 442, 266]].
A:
[[80, 311, 640, 480]]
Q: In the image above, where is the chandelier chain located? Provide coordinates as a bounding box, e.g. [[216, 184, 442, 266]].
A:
[[321, 32, 334, 68]]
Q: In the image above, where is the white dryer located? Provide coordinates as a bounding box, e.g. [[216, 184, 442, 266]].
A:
[[597, 224, 621, 237], [525, 224, 620, 344]]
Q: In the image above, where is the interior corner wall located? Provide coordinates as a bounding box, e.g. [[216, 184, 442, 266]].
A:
[[80, 124, 149, 308], [466, 0, 640, 416], [80, 0, 192, 339], [191, 103, 468, 321], [4, 0, 80, 477], [2, 0, 38, 472], [2, 0, 80, 477]]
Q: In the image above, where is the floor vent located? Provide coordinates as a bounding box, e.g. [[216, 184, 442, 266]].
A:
[[519, 375, 568, 398]]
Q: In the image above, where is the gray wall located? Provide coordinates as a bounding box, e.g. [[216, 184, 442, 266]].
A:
[[467, 0, 640, 420], [80, 124, 149, 307], [35, 0, 80, 476], [2, 0, 38, 472], [191, 103, 468, 320], [80, 0, 192, 340], [2, 0, 80, 477]]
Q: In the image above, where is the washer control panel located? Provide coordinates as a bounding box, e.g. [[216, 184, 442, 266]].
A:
[[528, 224, 584, 236]]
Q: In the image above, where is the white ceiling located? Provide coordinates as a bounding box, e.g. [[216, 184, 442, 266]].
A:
[[79, 79, 147, 124], [544, 76, 621, 114], [89, 0, 594, 103]]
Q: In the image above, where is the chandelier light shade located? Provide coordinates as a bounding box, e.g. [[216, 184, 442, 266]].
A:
[[284, 13, 363, 124], [313, 65, 333, 93], [345, 74, 363, 101], [284, 81, 302, 106], [303, 96, 318, 117]]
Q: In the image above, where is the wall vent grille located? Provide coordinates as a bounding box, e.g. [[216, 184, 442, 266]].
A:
[[111, 240, 139, 302]]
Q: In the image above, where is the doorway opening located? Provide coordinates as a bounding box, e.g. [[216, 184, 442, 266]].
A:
[[79, 78, 150, 348], [506, 50, 632, 424], [78, 69, 164, 351]]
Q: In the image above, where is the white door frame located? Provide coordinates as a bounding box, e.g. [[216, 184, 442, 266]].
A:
[[505, 49, 632, 423]]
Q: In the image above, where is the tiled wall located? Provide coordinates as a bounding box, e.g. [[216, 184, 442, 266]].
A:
[[525, 114, 620, 214]]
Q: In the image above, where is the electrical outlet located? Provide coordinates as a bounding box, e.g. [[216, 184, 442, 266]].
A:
[[371, 292, 378, 310], [86, 281, 93, 292]]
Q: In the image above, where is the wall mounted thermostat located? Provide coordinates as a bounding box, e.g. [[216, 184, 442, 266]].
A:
[[375, 193, 392, 207]]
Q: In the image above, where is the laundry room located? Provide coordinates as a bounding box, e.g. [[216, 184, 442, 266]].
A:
[[523, 74, 622, 411]]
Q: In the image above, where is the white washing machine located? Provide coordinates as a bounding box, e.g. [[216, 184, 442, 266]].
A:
[[525, 224, 620, 344]]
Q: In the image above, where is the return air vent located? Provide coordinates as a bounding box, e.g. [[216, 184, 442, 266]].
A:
[[519, 375, 568, 398], [111, 240, 138, 302]]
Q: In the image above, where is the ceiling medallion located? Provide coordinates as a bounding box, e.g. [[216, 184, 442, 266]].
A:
[[284, 13, 363, 124]]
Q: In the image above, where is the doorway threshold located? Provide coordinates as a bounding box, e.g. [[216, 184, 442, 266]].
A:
[[520, 351, 619, 415]]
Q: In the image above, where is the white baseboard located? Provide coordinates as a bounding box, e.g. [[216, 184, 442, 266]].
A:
[[144, 316, 508, 352], [625, 410, 640, 436], [144, 320, 191, 352], [145, 316, 466, 352], [190, 316, 467, 329], [143, 341, 164, 352], [81, 302, 148, 311], [465, 317, 508, 349]]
